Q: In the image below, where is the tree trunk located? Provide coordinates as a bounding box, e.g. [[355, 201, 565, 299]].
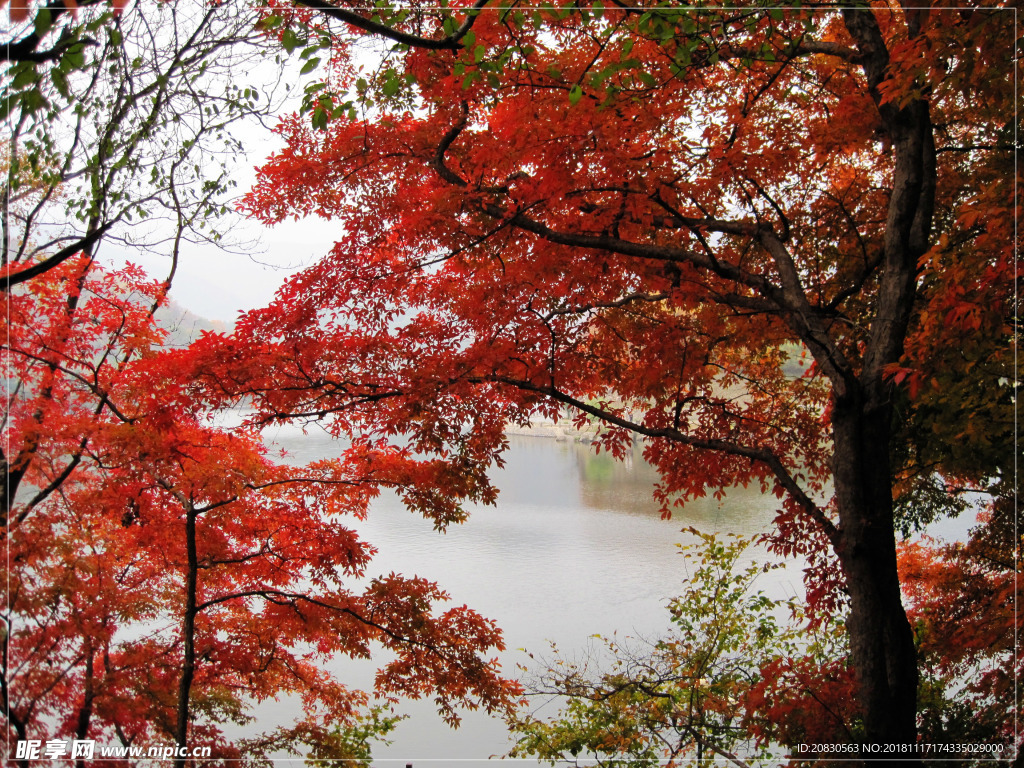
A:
[[75, 644, 96, 768], [833, 11, 934, 758], [831, 396, 920, 761], [174, 507, 198, 768]]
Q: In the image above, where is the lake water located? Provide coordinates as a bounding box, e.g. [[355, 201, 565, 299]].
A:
[[256, 423, 808, 766]]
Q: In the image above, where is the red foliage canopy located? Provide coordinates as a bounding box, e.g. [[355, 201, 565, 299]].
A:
[[4, 255, 519, 761], [229, 0, 1017, 751]]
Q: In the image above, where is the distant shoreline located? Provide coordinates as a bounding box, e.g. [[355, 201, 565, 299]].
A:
[[505, 417, 599, 443]]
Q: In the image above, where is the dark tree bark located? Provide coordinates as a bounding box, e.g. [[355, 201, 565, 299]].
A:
[[829, 9, 935, 756], [832, 399, 920, 752], [174, 507, 199, 768]]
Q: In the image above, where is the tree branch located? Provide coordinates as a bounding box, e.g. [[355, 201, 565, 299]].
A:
[[0, 223, 113, 290], [486, 375, 839, 545], [194, 588, 453, 660], [292, 0, 489, 51]]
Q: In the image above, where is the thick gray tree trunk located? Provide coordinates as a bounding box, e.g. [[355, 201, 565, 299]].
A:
[[832, 401, 920, 753]]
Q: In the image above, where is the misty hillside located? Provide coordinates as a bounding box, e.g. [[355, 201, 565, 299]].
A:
[[154, 299, 233, 348]]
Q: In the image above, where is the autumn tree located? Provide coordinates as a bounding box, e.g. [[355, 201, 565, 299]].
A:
[[3, 0, 519, 760], [897, 499, 1020, 755], [2, 0, 291, 538], [4, 257, 516, 763], [230, 0, 1019, 759]]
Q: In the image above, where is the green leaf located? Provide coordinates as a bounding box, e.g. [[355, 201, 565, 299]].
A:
[[12, 66, 37, 90], [50, 68, 70, 99], [34, 8, 53, 38], [568, 84, 583, 106], [381, 71, 402, 97], [300, 57, 320, 75], [63, 42, 86, 70], [281, 27, 303, 54]]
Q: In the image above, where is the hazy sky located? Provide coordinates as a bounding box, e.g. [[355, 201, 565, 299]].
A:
[[163, 213, 333, 325], [118, 123, 335, 325]]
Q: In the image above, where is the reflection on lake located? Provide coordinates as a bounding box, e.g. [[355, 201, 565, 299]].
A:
[[257, 425, 804, 765]]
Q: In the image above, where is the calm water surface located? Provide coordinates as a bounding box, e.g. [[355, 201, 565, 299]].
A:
[[255, 424, 807, 765]]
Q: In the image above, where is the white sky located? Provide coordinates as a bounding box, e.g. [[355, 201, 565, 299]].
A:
[[102, 106, 336, 325], [161, 208, 334, 325]]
